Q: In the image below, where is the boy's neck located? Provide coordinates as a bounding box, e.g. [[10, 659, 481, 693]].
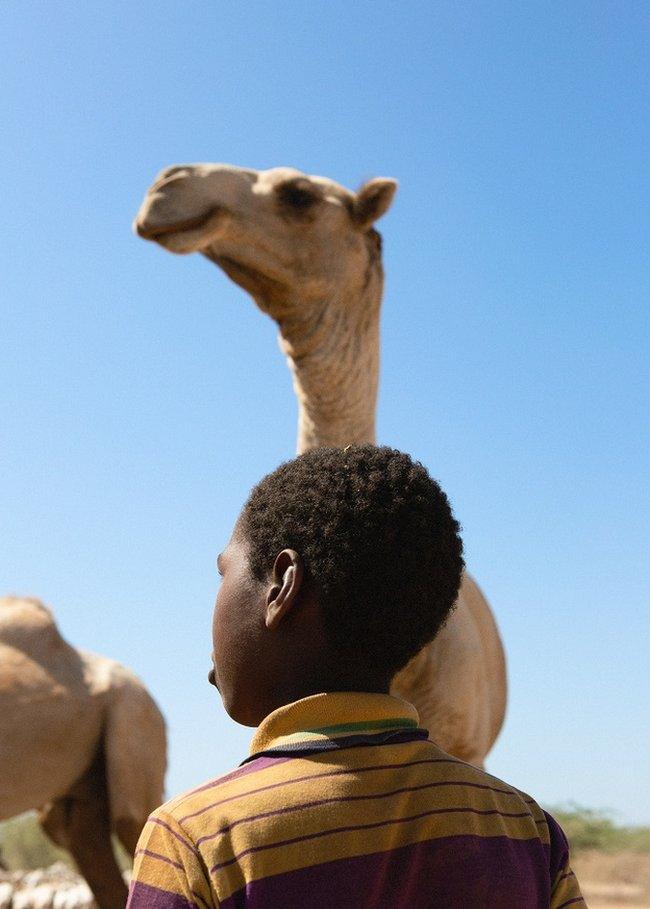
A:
[[263, 676, 392, 719]]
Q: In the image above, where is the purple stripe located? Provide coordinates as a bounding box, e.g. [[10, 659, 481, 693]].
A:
[[544, 810, 570, 882], [127, 882, 196, 909], [196, 777, 539, 847], [210, 805, 539, 873], [176, 755, 290, 812], [556, 900, 585, 908], [190, 892, 211, 909], [150, 817, 199, 856], [135, 848, 184, 872], [180, 755, 466, 823], [219, 834, 552, 908], [424, 743, 537, 810]]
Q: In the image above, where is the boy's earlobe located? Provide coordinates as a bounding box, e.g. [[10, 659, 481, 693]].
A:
[[265, 550, 303, 630]]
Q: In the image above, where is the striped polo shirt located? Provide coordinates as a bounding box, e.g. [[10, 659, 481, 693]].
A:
[[127, 692, 584, 908]]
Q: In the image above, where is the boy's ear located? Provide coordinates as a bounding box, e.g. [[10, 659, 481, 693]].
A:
[[265, 549, 304, 630], [353, 178, 398, 230]]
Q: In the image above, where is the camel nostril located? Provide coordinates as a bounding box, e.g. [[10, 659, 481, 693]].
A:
[[151, 166, 189, 192], [134, 219, 153, 239], [160, 165, 185, 180]]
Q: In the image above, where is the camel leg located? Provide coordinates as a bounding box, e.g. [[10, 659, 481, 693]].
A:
[[114, 816, 144, 858], [39, 752, 128, 909]]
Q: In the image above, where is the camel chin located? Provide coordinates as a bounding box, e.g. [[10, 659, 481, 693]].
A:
[[152, 228, 208, 255]]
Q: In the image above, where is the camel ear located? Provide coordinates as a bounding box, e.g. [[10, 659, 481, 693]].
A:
[[353, 178, 398, 229]]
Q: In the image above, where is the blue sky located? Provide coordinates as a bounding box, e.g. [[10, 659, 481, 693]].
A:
[[1, 1, 648, 824]]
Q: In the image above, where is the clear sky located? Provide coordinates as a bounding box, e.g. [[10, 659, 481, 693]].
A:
[[1, 1, 648, 824]]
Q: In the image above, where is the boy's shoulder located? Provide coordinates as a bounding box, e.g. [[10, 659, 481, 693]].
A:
[[457, 760, 549, 819], [151, 752, 292, 836], [153, 737, 551, 844], [131, 740, 584, 909], [452, 760, 572, 879]]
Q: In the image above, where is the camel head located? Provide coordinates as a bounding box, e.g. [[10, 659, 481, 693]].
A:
[[133, 164, 397, 324]]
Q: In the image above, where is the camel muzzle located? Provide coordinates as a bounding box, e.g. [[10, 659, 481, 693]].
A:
[[133, 207, 222, 241]]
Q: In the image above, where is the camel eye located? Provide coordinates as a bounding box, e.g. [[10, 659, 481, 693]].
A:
[[277, 179, 320, 212]]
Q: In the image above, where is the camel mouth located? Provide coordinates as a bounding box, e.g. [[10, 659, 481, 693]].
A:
[[135, 207, 222, 242]]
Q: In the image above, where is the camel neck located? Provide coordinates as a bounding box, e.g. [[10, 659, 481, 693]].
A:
[[275, 292, 381, 454]]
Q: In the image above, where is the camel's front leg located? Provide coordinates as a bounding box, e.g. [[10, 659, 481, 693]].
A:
[[39, 752, 128, 909]]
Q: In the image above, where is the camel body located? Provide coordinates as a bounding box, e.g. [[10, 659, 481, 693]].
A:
[[134, 163, 507, 765], [0, 597, 166, 908], [392, 574, 506, 764]]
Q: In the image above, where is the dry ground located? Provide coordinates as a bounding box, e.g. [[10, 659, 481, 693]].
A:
[[574, 851, 650, 908]]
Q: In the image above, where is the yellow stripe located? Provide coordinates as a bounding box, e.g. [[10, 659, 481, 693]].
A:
[[178, 739, 442, 831], [189, 748, 543, 901], [131, 692, 561, 905], [210, 799, 543, 902], [150, 737, 552, 904]]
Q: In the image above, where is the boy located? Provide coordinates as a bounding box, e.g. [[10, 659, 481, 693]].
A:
[[127, 445, 584, 908]]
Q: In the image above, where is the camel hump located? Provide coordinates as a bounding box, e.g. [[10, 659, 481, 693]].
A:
[[0, 596, 69, 651], [102, 662, 167, 835], [460, 573, 508, 736]]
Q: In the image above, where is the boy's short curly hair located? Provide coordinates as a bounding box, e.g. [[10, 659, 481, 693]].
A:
[[240, 445, 464, 679]]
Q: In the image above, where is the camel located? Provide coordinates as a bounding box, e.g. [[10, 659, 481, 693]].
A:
[[0, 596, 166, 909], [134, 163, 507, 766]]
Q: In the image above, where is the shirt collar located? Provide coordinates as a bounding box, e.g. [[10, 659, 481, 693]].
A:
[[245, 691, 425, 763]]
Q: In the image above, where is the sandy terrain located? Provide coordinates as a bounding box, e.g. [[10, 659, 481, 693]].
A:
[[574, 851, 650, 908]]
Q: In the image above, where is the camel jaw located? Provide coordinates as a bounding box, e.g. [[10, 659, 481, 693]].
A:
[[204, 250, 289, 309]]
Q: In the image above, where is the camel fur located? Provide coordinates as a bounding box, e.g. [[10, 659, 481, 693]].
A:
[[0, 596, 166, 909]]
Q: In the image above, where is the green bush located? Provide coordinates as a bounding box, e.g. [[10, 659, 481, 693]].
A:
[[0, 813, 72, 871], [0, 812, 132, 872], [549, 804, 650, 853]]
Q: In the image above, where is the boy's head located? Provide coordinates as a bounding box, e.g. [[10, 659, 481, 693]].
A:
[[210, 445, 464, 726]]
